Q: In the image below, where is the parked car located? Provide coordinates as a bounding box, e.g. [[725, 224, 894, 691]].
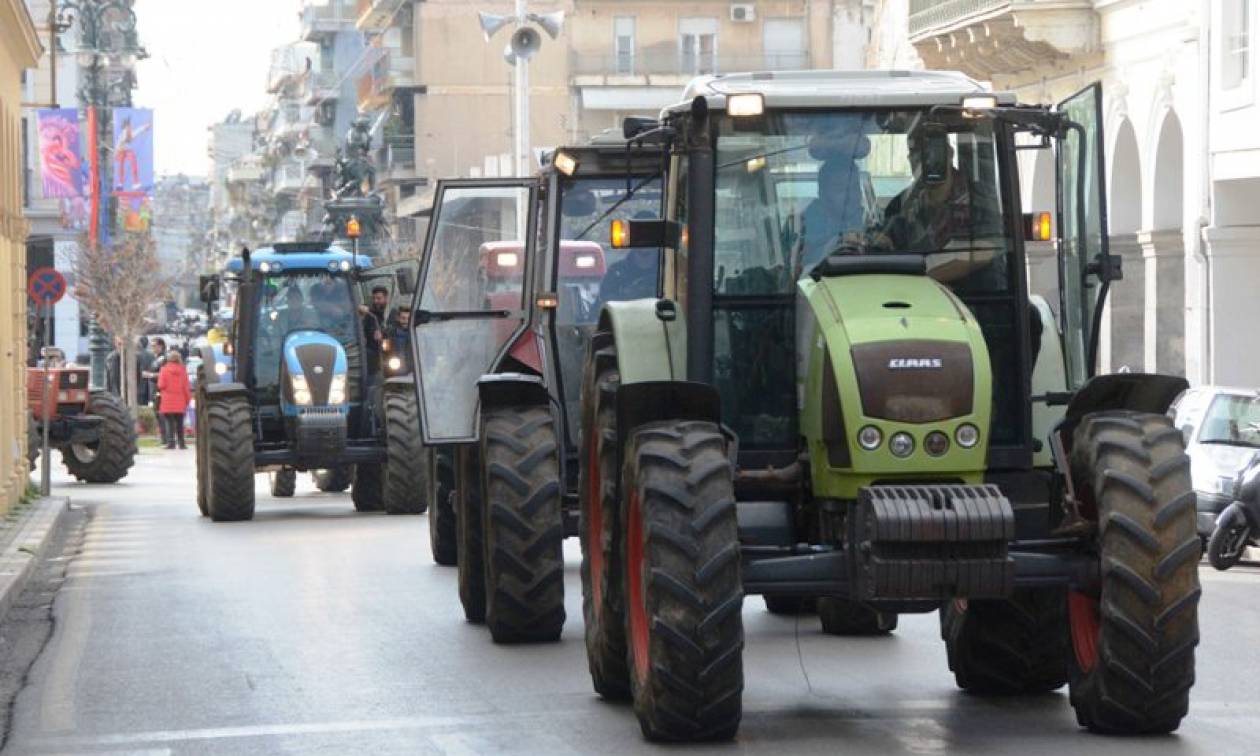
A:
[[1170, 386, 1260, 540]]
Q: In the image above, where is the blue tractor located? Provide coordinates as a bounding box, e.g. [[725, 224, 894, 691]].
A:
[[194, 243, 426, 520]]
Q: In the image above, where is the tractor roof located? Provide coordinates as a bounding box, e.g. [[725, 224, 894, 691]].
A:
[[671, 69, 1018, 113], [224, 243, 372, 274]]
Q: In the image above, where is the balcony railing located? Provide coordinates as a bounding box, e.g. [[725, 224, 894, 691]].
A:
[[570, 50, 811, 78], [908, 0, 1011, 37], [301, 1, 356, 40], [304, 70, 340, 104], [377, 135, 418, 183]]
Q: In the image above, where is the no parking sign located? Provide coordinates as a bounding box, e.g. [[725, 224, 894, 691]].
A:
[[27, 267, 67, 307]]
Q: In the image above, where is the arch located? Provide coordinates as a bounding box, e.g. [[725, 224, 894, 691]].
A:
[[1108, 119, 1141, 235], [1151, 111, 1184, 230]]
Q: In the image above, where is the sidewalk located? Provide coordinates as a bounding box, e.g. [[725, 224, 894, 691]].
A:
[[0, 493, 68, 622]]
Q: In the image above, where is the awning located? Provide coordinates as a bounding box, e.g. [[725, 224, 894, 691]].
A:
[[397, 189, 434, 219]]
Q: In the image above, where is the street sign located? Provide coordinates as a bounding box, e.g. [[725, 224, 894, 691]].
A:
[[27, 267, 67, 306]]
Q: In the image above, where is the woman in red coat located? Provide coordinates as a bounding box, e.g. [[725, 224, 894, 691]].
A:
[[157, 350, 192, 449]]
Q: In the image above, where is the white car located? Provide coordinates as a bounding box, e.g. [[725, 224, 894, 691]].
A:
[[1170, 386, 1260, 539]]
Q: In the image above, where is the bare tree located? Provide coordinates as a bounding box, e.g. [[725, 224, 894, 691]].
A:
[[74, 233, 171, 409]]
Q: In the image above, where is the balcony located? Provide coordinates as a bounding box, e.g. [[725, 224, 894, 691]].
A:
[[357, 51, 416, 112], [226, 157, 265, 185], [302, 125, 338, 172], [301, 1, 355, 41], [272, 161, 307, 196], [304, 70, 340, 105], [570, 50, 811, 83], [356, 0, 397, 32], [377, 135, 421, 186], [907, 0, 1098, 80]]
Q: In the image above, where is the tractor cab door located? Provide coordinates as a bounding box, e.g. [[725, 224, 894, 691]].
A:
[[411, 179, 537, 444], [1055, 83, 1114, 387]]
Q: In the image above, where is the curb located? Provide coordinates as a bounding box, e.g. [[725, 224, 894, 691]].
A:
[[0, 496, 69, 623]]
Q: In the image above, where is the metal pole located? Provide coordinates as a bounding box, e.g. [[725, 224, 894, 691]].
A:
[[40, 303, 53, 497], [515, 0, 527, 176]]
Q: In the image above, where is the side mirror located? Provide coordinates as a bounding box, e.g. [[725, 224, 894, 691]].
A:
[[611, 218, 681, 250], [199, 275, 220, 304], [395, 268, 416, 296]]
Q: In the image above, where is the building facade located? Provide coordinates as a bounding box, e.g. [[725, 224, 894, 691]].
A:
[[2, 0, 42, 511], [874, 0, 1258, 388]]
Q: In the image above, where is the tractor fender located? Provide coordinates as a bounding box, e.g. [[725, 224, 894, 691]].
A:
[[477, 372, 550, 411], [204, 381, 248, 399], [598, 299, 686, 386], [383, 374, 415, 394], [1064, 372, 1189, 423], [615, 381, 721, 448]]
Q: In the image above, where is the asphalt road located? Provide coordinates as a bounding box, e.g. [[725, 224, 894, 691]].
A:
[[3, 449, 1259, 755]]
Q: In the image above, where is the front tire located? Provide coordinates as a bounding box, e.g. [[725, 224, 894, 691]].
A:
[[351, 463, 384, 512], [479, 405, 565, 643], [941, 589, 1068, 694], [62, 392, 137, 483], [1207, 507, 1249, 571], [204, 394, 256, 522], [578, 338, 631, 698], [623, 421, 743, 742], [456, 445, 487, 622], [429, 447, 457, 566], [384, 387, 427, 514], [270, 468, 296, 498], [1067, 411, 1200, 734]]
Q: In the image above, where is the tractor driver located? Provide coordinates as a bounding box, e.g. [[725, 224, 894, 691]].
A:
[[359, 285, 390, 375], [800, 157, 869, 268], [280, 286, 319, 332]]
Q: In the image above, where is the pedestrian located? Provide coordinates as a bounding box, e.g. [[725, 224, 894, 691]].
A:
[[105, 337, 122, 396], [136, 336, 154, 406], [156, 350, 191, 450]]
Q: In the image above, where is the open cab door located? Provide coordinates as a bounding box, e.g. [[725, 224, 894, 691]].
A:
[[410, 179, 538, 444], [1055, 83, 1117, 387]]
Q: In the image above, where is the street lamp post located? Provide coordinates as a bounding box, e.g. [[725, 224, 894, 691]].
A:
[[54, 0, 146, 390]]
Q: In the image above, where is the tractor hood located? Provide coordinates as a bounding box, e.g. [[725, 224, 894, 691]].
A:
[[282, 331, 348, 409]]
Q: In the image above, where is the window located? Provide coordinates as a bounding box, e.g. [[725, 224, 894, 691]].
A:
[[1223, 0, 1251, 91], [680, 18, 719, 75], [614, 16, 635, 75], [762, 18, 806, 70]]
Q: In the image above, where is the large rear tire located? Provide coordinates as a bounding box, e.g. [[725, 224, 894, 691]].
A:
[[205, 394, 255, 522], [817, 597, 897, 635], [270, 469, 296, 498], [456, 445, 486, 622], [352, 464, 384, 512], [479, 405, 565, 643], [383, 387, 427, 514], [428, 447, 457, 566], [61, 392, 137, 483], [578, 339, 631, 698], [312, 466, 352, 493], [194, 391, 208, 517], [941, 589, 1068, 694], [1206, 507, 1249, 571], [1067, 411, 1200, 734], [623, 421, 743, 742]]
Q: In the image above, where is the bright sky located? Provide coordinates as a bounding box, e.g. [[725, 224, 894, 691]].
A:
[[132, 0, 300, 178]]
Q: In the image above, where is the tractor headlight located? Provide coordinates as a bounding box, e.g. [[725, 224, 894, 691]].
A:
[[291, 374, 312, 406], [857, 425, 882, 451], [387, 356, 403, 373], [328, 374, 347, 405], [214, 362, 228, 376], [924, 431, 950, 457], [889, 432, 915, 458], [956, 424, 980, 449]]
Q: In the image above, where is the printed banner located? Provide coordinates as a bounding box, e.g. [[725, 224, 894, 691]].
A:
[[36, 108, 84, 199], [112, 108, 155, 233]]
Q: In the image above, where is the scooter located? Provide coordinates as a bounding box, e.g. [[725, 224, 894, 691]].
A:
[[1208, 452, 1260, 570]]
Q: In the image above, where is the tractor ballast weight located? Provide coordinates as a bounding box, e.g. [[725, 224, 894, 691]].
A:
[[411, 142, 666, 642], [194, 243, 427, 520], [575, 70, 1200, 741]]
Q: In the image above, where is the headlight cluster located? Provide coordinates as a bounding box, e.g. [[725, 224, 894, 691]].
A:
[[386, 356, 403, 373], [856, 423, 981, 457], [328, 374, 347, 405], [291, 374, 312, 406]]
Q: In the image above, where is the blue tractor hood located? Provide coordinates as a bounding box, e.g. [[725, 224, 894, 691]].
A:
[[282, 331, 349, 414]]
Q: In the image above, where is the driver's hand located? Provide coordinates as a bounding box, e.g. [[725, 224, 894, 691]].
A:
[[357, 304, 369, 315]]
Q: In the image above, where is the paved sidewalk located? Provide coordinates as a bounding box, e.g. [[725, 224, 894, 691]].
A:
[[0, 494, 68, 623]]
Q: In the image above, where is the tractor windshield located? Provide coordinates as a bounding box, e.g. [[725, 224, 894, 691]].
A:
[[713, 110, 1009, 296], [253, 271, 358, 403]]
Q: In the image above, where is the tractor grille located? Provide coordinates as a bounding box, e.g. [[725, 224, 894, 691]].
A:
[[298, 406, 342, 416], [294, 343, 337, 405], [850, 340, 973, 423]]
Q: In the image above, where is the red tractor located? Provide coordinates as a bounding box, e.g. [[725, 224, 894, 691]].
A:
[[27, 350, 136, 483]]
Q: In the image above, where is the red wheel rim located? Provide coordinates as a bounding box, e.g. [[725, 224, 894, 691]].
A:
[[587, 431, 604, 609], [626, 487, 649, 684], [1068, 590, 1100, 673]]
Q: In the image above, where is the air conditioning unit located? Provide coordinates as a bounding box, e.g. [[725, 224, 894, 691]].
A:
[[730, 4, 756, 23]]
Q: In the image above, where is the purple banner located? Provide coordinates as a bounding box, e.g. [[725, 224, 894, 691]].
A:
[[112, 108, 155, 233], [36, 108, 84, 200]]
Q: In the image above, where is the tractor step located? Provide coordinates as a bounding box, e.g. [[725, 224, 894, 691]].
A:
[[849, 484, 1014, 601]]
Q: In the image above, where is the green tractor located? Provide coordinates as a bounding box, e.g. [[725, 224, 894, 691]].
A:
[[410, 140, 664, 642], [578, 70, 1199, 741]]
